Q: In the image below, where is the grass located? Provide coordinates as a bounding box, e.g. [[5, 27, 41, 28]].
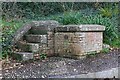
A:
[[86, 51, 97, 57], [111, 38, 120, 48], [100, 48, 110, 53]]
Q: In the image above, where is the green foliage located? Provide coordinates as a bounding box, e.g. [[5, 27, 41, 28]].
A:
[[1, 19, 28, 59], [2, 2, 118, 20], [110, 38, 120, 48], [40, 53, 47, 60], [99, 3, 119, 18], [2, 2, 64, 20], [51, 10, 120, 47], [100, 48, 110, 53]]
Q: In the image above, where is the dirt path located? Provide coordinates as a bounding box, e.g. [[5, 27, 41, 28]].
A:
[[2, 49, 120, 78]]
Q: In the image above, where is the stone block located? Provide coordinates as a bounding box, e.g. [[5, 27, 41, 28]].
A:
[[55, 25, 105, 32], [48, 40, 54, 48], [79, 32, 103, 53], [17, 42, 39, 53], [102, 44, 110, 49], [11, 22, 34, 45], [14, 52, 33, 61], [30, 26, 48, 34], [55, 26, 67, 32], [30, 20, 59, 34], [46, 49, 54, 56], [25, 35, 41, 43], [69, 26, 78, 31], [39, 44, 47, 50], [54, 24, 105, 58], [25, 34, 47, 44], [79, 25, 105, 31], [95, 69, 114, 78], [32, 20, 59, 28], [54, 32, 84, 56], [47, 32, 54, 40], [41, 35, 47, 44]]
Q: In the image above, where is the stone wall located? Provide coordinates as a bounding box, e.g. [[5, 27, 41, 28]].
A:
[[31, 20, 59, 56], [54, 25, 105, 58], [14, 21, 105, 60]]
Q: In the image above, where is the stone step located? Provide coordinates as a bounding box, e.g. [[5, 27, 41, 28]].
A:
[[29, 20, 59, 34], [17, 42, 40, 53], [29, 26, 48, 34], [12, 52, 33, 61], [24, 34, 47, 43]]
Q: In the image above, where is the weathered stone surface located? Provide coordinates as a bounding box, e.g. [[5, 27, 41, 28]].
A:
[[25, 35, 41, 43], [32, 20, 59, 27], [13, 21, 105, 60], [54, 32, 85, 58], [55, 25, 105, 32], [25, 34, 47, 43], [54, 31, 104, 58], [38, 44, 54, 56], [47, 32, 54, 40], [41, 35, 47, 44], [79, 32, 103, 53], [30, 20, 59, 34], [46, 49, 54, 56], [15, 52, 33, 61], [30, 26, 48, 34], [17, 42, 39, 53], [102, 44, 111, 49], [11, 22, 34, 45], [55, 26, 68, 32], [79, 25, 105, 31]]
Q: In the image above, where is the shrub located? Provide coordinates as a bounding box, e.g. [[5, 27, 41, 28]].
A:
[[51, 11, 120, 47], [40, 53, 47, 60], [99, 3, 119, 18], [1, 19, 27, 59]]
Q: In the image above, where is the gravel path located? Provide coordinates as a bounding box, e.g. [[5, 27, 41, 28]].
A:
[[2, 49, 120, 78]]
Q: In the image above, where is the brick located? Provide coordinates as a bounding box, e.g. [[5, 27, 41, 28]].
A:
[[47, 32, 54, 40], [54, 24, 105, 58]]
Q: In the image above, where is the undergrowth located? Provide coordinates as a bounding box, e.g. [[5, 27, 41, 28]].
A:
[[1, 2, 119, 59], [50, 11, 120, 48]]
